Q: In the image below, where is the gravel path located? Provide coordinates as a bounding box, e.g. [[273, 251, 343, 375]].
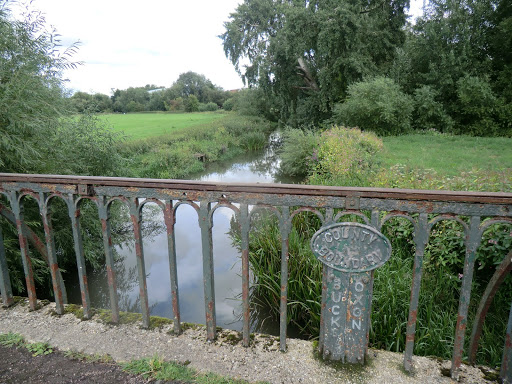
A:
[[0, 299, 497, 384]]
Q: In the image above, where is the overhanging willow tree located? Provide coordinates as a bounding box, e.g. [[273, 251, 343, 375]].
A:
[[221, 0, 410, 126]]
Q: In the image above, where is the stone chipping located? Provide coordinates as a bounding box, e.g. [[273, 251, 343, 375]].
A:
[[0, 299, 498, 384]]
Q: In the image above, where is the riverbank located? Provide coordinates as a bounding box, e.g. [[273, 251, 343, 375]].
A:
[[116, 113, 275, 179], [0, 298, 496, 384]]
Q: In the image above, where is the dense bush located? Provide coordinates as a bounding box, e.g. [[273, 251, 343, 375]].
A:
[[278, 129, 320, 177], [333, 77, 414, 136], [279, 126, 382, 185], [184, 95, 199, 112], [454, 76, 503, 136], [412, 85, 453, 132], [222, 97, 235, 111], [198, 102, 219, 112], [309, 126, 382, 186], [231, 88, 278, 122]]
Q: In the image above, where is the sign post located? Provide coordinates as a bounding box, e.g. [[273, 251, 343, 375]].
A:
[[311, 222, 392, 364]]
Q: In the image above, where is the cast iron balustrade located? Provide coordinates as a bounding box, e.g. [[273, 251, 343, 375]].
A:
[[0, 173, 511, 381]]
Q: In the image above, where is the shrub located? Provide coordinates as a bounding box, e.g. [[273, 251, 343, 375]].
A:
[[309, 126, 383, 186], [204, 102, 219, 111], [413, 85, 453, 133], [454, 75, 501, 136], [231, 88, 278, 121], [222, 97, 235, 111], [278, 128, 320, 177], [184, 95, 199, 112], [334, 77, 414, 135]]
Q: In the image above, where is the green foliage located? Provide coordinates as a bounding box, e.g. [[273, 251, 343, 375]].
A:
[[222, 0, 409, 126], [0, 332, 25, 347], [231, 212, 323, 336], [399, 0, 512, 136], [372, 164, 511, 192], [222, 97, 235, 111], [230, 88, 278, 121], [221, 0, 512, 136], [309, 127, 383, 186], [240, 131, 267, 151], [198, 102, 219, 112], [334, 77, 414, 136], [122, 356, 195, 381], [0, 2, 76, 173], [0, 333, 54, 357], [69, 92, 112, 113], [377, 133, 512, 177], [118, 113, 275, 179], [184, 95, 200, 112], [412, 85, 453, 132], [278, 129, 319, 177], [279, 126, 382, 184], [106, 73, 230, 114], [26, 341, 53, 356], [121, 356, 267, 383], [41, 114, 127, 176], [454, 76, 504, 136]]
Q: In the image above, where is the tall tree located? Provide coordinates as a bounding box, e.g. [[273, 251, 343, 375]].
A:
[[221, 0, 410, 126], [169, 71, 227, 105], [401, 0, 512, 135], [0, 1, 79, 172]]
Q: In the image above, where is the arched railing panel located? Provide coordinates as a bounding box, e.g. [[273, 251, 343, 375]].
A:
[[0, 173, 511, 381]]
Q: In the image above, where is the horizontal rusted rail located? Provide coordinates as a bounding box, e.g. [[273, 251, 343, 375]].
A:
[[1, 173, 511, 203], [0, 173, 511, 382]]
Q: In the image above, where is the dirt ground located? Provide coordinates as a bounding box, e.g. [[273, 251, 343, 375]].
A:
[[0, 344, 181, 384]]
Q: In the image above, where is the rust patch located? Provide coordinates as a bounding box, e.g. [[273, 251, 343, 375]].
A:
[[407, 309, 418, 327], [106, 265, 114, 285]]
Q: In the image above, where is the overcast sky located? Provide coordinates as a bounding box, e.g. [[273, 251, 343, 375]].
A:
[[16, 0, 424, 96]]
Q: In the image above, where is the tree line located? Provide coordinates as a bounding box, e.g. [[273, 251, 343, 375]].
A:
[[68, 72, 236, 114], [222, 0, 512, 136]]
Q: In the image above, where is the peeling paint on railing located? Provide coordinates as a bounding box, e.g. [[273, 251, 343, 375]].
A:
[[0, 173, 511, 381]]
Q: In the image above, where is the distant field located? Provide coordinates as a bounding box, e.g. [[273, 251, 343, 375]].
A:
[[99, 112, 226, 140], [379, 134, 512, 176]]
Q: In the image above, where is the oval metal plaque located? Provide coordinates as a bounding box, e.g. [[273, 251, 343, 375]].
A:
[[311, 222, 391, 273]]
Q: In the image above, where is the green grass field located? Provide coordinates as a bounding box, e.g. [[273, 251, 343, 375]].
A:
[[99, 112, 226, 140], [379, 133, 512, 176], [102, 112, 511, 180]]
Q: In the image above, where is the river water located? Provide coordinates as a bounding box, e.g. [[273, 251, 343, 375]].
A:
[[70, 134, 299, 333]]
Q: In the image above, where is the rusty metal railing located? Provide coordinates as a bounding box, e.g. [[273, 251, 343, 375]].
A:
[[0, 173, 511, 380]]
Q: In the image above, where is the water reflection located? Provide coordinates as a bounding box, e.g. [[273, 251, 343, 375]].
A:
[[72, 132, 298, 333]]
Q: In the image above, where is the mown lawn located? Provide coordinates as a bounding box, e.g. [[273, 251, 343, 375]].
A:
[[99, 112, 227, 141], [379, 133, 512, 176]]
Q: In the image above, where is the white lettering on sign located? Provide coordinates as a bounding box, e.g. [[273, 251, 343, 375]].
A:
[[312, 223, 391, 273], [329, 276, 342, 332], [350, 277, 365, 330]]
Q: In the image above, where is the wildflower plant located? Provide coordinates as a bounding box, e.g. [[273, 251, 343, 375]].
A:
[[309, 126, 383, 186]]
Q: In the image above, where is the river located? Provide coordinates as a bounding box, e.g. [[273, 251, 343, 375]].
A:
[[68, 133, 300, 334]]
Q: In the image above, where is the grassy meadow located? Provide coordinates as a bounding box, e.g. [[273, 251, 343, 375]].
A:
[[379, 134, 512, 176], [104, 112, 512, 183], [99, 112, 226, 141], [107, 112, 275, 179]]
